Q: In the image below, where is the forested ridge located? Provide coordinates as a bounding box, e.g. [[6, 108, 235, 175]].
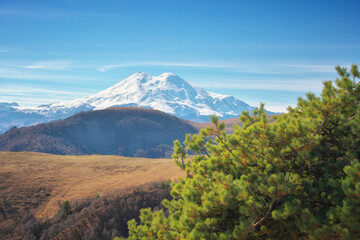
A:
[[126, 65, 360, 239], [0, 107, 197, 158]]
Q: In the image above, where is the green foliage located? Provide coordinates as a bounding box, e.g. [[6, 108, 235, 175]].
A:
[[62, 200, 71, 216], [127, 65, 360, 239], [160, 180, 173, 189]]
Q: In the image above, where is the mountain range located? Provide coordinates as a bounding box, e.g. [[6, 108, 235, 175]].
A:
[[0, 72, 274, 134]]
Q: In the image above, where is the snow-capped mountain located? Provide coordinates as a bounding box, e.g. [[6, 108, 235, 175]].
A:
[[27, 72, 255, 122], [1, 72, 271, 133]]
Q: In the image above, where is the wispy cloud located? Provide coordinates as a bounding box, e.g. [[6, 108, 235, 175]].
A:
[[97, 61, 225, 72], [98, 61, 336, 74], [96, 60, 337, 93], [24, 60, 73, 70], [0, 96, 73, 108], [0, 66, 99, 83], [0, 87, 95, 108], [0, 88, 92, 97], [97, 61, 232, 72], [0, 59, 91, 71]]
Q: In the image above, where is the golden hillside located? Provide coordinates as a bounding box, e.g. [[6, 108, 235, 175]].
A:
[[0, 151, 183, 221]]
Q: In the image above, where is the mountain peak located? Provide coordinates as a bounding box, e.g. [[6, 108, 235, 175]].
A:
[[73, 72, 256, 121], [127, 72, 180, 82], [159, 72, 177, 78], [116, 72, 189, 91], [132, 71, 151, 77], [126, 72, 152, 81], [1, 72, 264, 131]]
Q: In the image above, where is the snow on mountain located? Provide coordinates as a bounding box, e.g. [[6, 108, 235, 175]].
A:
[[0, 72, 270, 133], [25, 72, 255, 122], [0, 102, 48, 133]]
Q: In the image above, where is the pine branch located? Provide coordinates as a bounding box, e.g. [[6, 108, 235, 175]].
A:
[[202, 147, 210, 157], [216, 134, 236, 159], [312, 112, 329, 137], [252, 198, 276, 228]]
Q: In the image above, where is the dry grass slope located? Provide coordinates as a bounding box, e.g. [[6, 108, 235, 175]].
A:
[[0, 151, 183, 224]]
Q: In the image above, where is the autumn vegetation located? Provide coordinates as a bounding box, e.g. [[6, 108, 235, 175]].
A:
[[12, 182, 172, 239], [0, 152, 182, 239], [126, 64, 360, 239]]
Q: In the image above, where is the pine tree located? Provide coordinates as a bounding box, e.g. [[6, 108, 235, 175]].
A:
[[127, 64, 360, 239]]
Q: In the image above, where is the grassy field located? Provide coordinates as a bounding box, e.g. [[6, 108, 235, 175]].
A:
[[0, 151, 183, 222]]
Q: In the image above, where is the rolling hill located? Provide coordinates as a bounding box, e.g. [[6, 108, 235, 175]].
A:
[[0, 107, 198, 157]]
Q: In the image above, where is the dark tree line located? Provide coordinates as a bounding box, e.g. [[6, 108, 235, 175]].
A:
[[11, 182, 172, 240]]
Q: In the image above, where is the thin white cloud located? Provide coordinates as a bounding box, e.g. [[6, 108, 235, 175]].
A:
[[0, 66, 100, 83], [0, 88, 93, 97], [97, 61, 224, 72], [0, 87, 95, 108], [96, 60, 336, 92], [98, 61, 337, 74], [0, 96, 70, 108], [0, 58, 341, 111], [24, 60, 73, 70], [1, 59, 92, 71]]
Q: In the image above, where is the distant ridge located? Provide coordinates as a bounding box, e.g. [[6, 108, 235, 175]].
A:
[[0, 72, 277, 133], [0, 107, 198, 158]]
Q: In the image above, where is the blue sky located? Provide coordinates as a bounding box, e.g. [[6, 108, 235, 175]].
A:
[[1, 0, 360, 112]]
